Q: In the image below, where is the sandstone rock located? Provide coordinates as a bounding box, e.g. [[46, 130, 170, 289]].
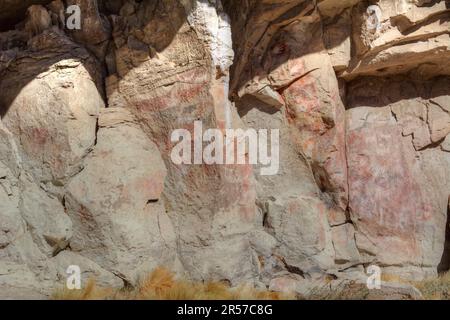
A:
[[1, 232, 59, 293], [250, 86, 285, 109], [363, 282, 424, 300], [225, 0, 316, 96], [328, 207, 348, 227], [0, 261, 45, 295], [65, 0, 111, 59], [347, 113, 427, 266], [0, 29, 104, 185], [0, 120, 62, 294], [228, 6, 348, 210], [344, 0, 450, 79], [0, 22, 106, 295], [346, 76, 450, 274], [281, 36, 348, 209], [24, 5, 52, 37], [0, 285, 47, 300], [0, 1, 53, 29], [267, 273, 422, 300], [328, 280, 424, 300], [266, 196, 335, 272], [52, 251, 122, 288], [323, 9, 352, 71], [442, 134, 450, 152], [238, 95, 337, 279], [377, 0, 449, 27], [19, 172, 72, 257], [269, 274, 334, 298], [65, 108, 176, 284], [105, 0, 262, 285], [47, 0, 65, 28], [318, 0, 362, 17], [0, 165, 23, 251], [331, 223, 361, 265], [428, 103, 450, 143], [0, 121, 21, 180]]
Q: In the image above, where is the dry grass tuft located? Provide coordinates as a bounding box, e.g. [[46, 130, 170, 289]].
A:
[[414, 272, 450, 300], [53, 267, 295, 300], [381, 273, 409, 284], [381, 271, 450, 300], [52, 278, 115, 300], [52, 269, 450, 300]]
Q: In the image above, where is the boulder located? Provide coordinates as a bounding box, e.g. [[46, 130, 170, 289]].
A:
[[65, 108, 176, 284], [346, 76, 450, 276], [0, 29, 104, 185], [342, 0, 450, 79]]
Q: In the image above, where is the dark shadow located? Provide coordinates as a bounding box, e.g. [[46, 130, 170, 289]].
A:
[[438, 200, 450, 274], [0, 0, 54, 31], [237, 94, 280, 118], [0, 28, 104, 118], [224, 0, 449, 106], [0, 0, 192, 118], [3, 0, 446, 118], [0, 0, 349, 119], [345, 75, 450, 109], [223, 0, 347, 101], [391, 5, 450, 34]]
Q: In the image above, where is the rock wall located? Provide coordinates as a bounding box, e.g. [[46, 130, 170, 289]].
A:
[[0, 0, 449, 297]]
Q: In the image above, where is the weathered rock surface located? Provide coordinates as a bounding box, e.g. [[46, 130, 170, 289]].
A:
[[0, 27, 103, 185], [105, 0, 262, 285], [343, 0, 450, 79], [0, 1, 53, 29], [346, 76, 450, 278], [65, 108, 177, 284], [0, 0, 449, 299]]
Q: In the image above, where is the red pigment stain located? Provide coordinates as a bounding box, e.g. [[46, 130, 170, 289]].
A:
[[77, 204, 93, 223], [134, 174, 165, 200], [29, 127, 49, 145]]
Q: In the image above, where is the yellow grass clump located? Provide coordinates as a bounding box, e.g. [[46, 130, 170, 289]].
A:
[[381, 271, 450, 300], [414, 272, 450, 300], [52, 278, 116, 300], [52, 267, 295, 300]]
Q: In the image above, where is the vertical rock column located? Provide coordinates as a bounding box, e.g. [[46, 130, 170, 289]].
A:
[[105, 0, 261, 284]]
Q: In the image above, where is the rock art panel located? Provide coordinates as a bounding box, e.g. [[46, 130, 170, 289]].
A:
[[346, 76, 450, 277]]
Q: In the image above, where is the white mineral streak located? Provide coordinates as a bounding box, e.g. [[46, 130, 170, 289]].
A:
[[188, 0, 234, 128]]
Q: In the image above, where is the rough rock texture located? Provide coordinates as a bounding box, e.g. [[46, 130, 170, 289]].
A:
[[0, 0, 449, 299], [346, 76, 450, 278], [344, 0, 450, 79], [0, 30, 103, 185], [65, 108, 177, 284], [0, 1, 53, 30]]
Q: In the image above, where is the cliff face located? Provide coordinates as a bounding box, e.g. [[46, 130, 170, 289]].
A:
[[0, 0, 449, 297]]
